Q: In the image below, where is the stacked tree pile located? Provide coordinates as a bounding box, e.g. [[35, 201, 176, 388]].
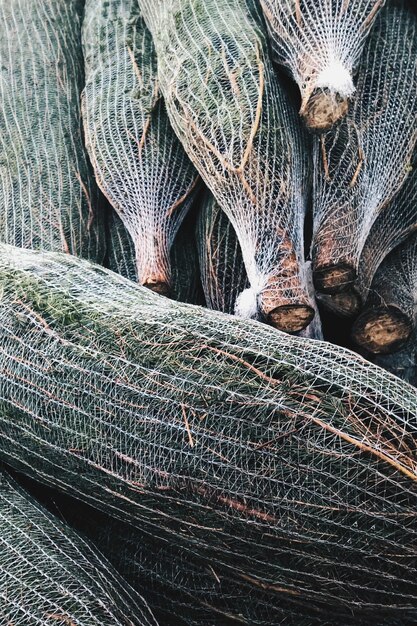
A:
[[0, 0, 417, 624]]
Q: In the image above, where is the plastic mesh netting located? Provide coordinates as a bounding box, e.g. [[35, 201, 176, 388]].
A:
[[15, 476, 327, 626], [352, 231, 417, 355], [260, 0, 385, 131], [0, 245, 416, 624], [0, 0, 104, 260], [375, 331, 417, 388], [82, 0, 199, 295], [0, 468, 157, 626], [196, 192, 249, 316], [196, 193, 322, 339], [317, 161, 417, 318], [138, 0, 314, 332], [108, 208, 204, 305], [311, 4, 417, 305]]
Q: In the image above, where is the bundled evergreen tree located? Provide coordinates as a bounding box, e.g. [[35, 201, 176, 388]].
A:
[[138, 0, 314, 331], [260, 0, 385, 131], [0, 0, 104, 259], [82, 0, 199, 295], [0, 469, 157, 626], [311, 5, 417, 303], [0, 245, 416, 625]]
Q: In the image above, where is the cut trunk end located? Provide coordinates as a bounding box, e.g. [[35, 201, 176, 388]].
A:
[[301, 89, 349, 133], [268, 305, 315, 333], [352, 305, 412, 355], [317, 290, 361, 317], [143, 278, 171, 296], [314, 263, 356, 294]]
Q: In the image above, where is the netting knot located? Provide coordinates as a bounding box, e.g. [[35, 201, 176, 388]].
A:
[[316, 58, 355, 98], [235, 286, 260, 319]]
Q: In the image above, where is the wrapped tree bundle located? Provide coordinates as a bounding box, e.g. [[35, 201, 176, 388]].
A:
[[352, 232, 417, 355], [317, 163, 417, 317], [196, 192, 249, 315], [0, 245, 416, 625], [0, 0, 104, 260], [259, 0, 385, 131], [374, 331, 417, 388], [16, 476, 325, 626], [312, 4, 417, 300], [0, 469, 157, 626], [108, 209, 204, 305], [197, 195, 323, 338], [139, 0, 314, 332], [82, 0, 199, 295]]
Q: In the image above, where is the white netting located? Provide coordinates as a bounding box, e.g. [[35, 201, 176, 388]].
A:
[[0, 0, 104, 260], [107, 208, 204, 305], [317, 160, 417, 317], [0, 468, 157, 626], [196, 192, 249, 316], [196, 192, 323, 338], [260, 0, 385, 130], [31, 483, 340, 626], [0, 245, 416, 625], [138, 0, 314, 332], [311, 4, 417, 302], [82, 0, 199, 295]]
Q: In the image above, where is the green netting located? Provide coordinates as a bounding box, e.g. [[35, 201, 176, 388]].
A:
[[0, 245, 416, 624], [0, 0, 104, 260], [0, 467, 157, 626], [138, 0, 314, 332], [82, 0, 199, 295]]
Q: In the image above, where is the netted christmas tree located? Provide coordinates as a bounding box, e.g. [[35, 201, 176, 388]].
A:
[[138, 0, 314, 332], [0, 468, 157, 626], [0, 0, 104, 260], [82, 0, 199, 295], [317, 161, 417, 317], [196, 193, 323, 338], [260, 0, 385, 131], [196, 192, 249, 316], [352, 231, 417, 355], [0, 245, 416, 625], [311, 4, 417, 308], [107, 208, 204, 305]]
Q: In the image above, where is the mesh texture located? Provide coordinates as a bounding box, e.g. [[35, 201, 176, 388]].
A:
[[196, 193, 323, 339], [260, 0, 385, 130], [138, 0, 314, 332], [316, 160, 417, 318], [107, 208, 204, 305], [196, 192, 249, 316], [0, 245, 416, 624], [0, 468, 157, 626], [352, 230, 417, 355], [311, 4, 417, 304], [375, 331, 417, 388], [0, 0, 104, 260], [82, 0, 199, 295]]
